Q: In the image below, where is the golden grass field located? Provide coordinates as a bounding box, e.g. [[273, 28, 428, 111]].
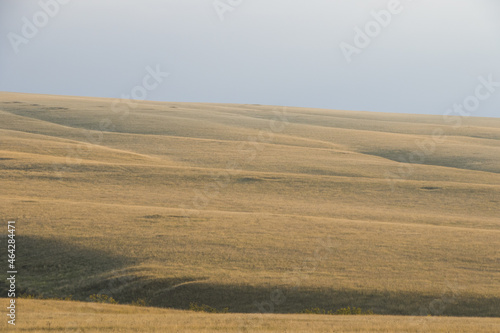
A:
[[5, 299, 500, 332], [0, 91, 499, 331]]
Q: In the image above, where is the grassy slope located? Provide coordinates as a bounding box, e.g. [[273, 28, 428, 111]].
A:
[[4, 299, 500, 333], [0, 92, 499, 319]]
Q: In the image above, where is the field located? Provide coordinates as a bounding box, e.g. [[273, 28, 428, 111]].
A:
[[1, 91, 499, 331], [6, 299, 500, 332]]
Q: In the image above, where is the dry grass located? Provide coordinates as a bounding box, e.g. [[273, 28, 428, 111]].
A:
[[3, 299, 500, 332], [0, 92, 499, 330]]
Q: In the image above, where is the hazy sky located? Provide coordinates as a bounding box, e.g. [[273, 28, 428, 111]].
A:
[[1, 0, 499, 117]]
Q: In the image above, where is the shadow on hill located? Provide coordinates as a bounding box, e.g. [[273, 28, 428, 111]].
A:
[[145, 282, 500, 317], [3, 236, 499, 317], [0, 235, 131, 299], [0, 236, 207, 307], [361, 148, 500, 174]]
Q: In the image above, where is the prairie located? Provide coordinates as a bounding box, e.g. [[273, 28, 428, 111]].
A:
[[3, 299, 500, 332], [0, 92, 499, 330]]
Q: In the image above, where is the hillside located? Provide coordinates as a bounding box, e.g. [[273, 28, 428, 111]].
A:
[[4, 299, 500, 332], [0, 92, 499, 318]]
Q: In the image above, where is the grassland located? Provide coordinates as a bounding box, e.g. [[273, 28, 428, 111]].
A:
[[3, 299, 500, 332], [0, 92, 499, 331]]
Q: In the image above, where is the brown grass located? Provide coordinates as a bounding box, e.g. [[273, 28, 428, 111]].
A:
[[4, 299, 500, 333], [0, 92, 499, 330]]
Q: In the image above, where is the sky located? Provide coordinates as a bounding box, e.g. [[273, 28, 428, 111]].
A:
[[1, 0, 499, 117]]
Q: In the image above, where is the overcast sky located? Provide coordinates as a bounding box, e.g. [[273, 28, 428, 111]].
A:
[[1, 0, 499, 117]]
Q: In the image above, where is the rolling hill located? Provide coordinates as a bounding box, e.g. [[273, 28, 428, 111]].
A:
[[1, 92, 499, 330]]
